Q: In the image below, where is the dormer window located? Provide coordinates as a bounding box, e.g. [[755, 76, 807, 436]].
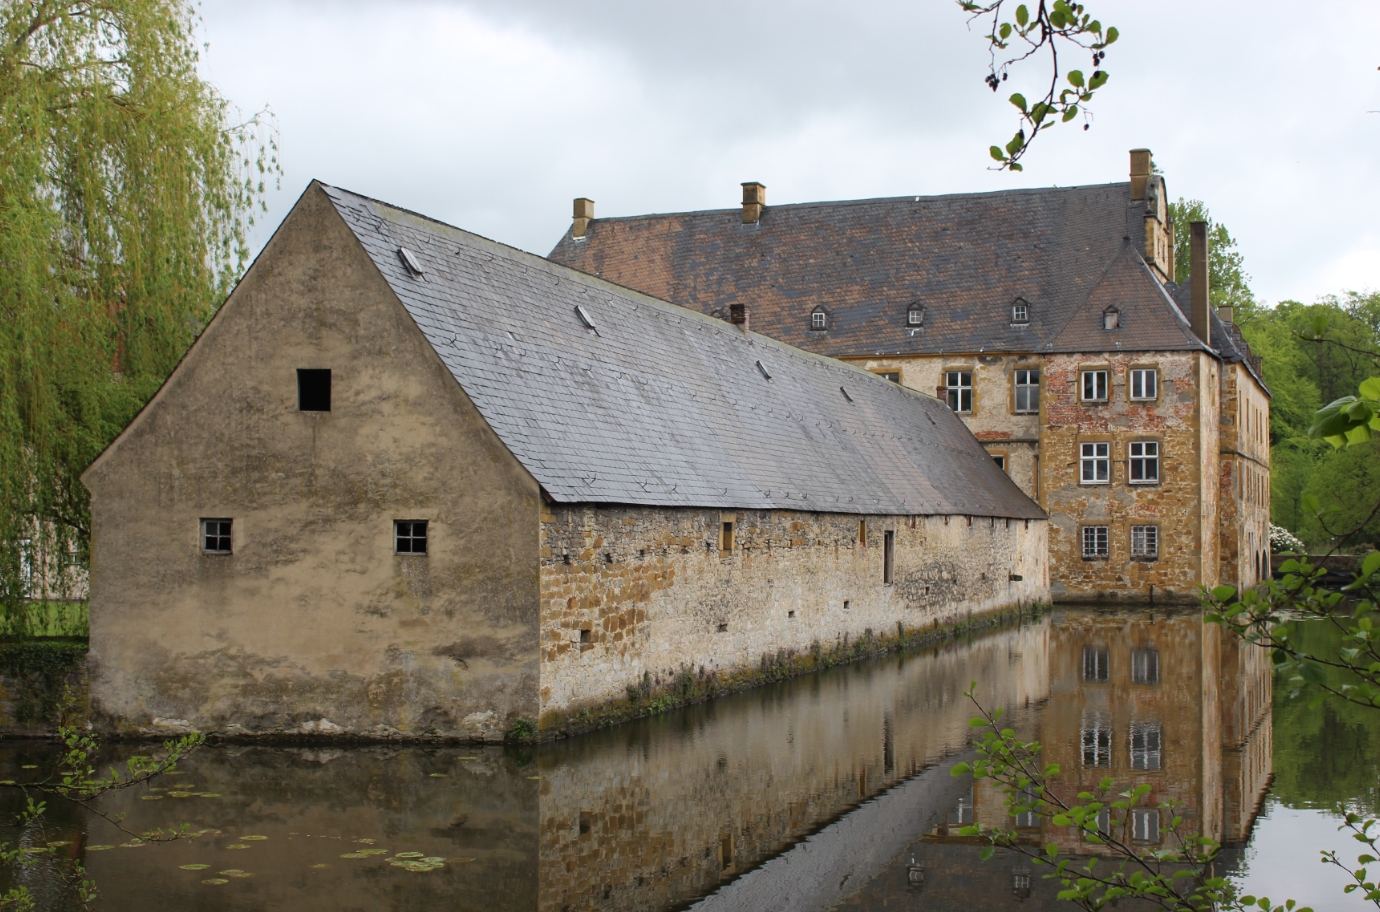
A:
[[1103, 307, 1120, 330], [1011, 299, 1029, 324], [907, 303, 924, 327], [810, 309, 828, 331]]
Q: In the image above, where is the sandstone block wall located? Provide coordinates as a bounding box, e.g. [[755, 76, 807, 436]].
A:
[[1218, 361, 1272, 592], [537, 505, 1048, 724]]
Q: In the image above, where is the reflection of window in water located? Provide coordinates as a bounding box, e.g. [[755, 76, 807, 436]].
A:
[[1086, 806, 1112, 841], [1132, 808, 1160, 844], [1012, 870, 1032, 897], [1081, 714, 1112, 767], [1131, 647, 1160, 684], [1082, 646, 1109, 682], [1129, 722, 1162, 770], [948, 785, 974, 825]]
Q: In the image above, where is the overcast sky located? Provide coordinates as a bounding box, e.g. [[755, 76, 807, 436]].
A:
[[197, 0, 1380, 306]]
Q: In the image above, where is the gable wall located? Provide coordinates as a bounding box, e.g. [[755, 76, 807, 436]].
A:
[[82, 185, 542, 740], [1218, 361, 1272, 591]]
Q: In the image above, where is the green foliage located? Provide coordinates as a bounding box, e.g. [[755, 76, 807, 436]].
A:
[[952, 686, 1306, 912], [0, 638, 87, 725], [0, 0, 277, 613], [0, 602, 87, 638], [958, 1, 1117, 171], [504, 717, 538, 743], [1168, 199, 1258, 316], [0, 690, 204, 909]]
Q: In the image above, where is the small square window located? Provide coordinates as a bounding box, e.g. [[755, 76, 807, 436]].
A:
[[1081, 370, 1108, 402], [1080, 443, 1110, 484], [1129, 442, 1159, 484], [907, 304, 924, 326], [1130, 368, 1157, 400], [1014, 369, 1040, 413], [1081, 525, 1109, 559], [810, 310, 827, 331], [202, 518, 232, 554], [298, 369, 331, 412], [395, 520, 428, 554], [1131, 525, 1159, 560], [946, 371, 973, 413]]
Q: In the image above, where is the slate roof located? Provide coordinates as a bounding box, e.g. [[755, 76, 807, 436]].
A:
[[1168, 281, 1269, 392], [547, 182, 1214, 359], [321, 184, 1043, 519]]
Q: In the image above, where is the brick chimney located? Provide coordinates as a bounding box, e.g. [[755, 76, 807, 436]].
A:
[[1129, 149, 1152, 201], [572, 198, 594, 238], [1190, 221, 1211, 344], [741, 182, 765, 224], [729, 302, 750, 332]]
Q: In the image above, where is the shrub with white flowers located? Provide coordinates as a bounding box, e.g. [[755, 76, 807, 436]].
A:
[[1270, 524, 1306, 554]]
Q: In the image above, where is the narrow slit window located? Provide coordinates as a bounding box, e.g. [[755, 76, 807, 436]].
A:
[[883, 530, 895, 584], [201, 518, 232, 554], [720, 520, 735, 552], [395, 520, 428, 554], [297, 369, 331, 412]]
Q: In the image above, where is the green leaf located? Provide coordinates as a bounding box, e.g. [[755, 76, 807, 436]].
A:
[[1361, 552, 1380, 578], [990, 145, 1007, 162], [1360, 377, 1380, 401], [1067, 70, 1085, 88], [951, 762, 971, 776], [1015, 4, 1029, 26], [1010, 93, 1029, 113], [999, 22, 1012, 39], [1062, 105, 1078, 122], [1211, 585, 1237, 602], [1105, 26, 1118, 43], [980, 846, 995, 861]]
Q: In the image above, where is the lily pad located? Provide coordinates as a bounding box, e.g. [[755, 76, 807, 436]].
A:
[[21, 847, 50, 854], [225, 844, 250, 850], [218, 869, 252, 878], [428, 773, 448, 778], [141, 795, 164, 801], [197, 792, 222, 798], [390, 858, 444, 873], [392, 852, 425, 859], [120, 841, 147, 848], [339, 852, 367, 859], [20, 765, 37, 770], [202, 878, 229, 885], [526, 776, 540, 780], [179, 864, 211, 871], [168, 791, 194, 798], [355, 838, 376, 845], [46, 841, 69, 848], [239, 835, 268, 841], [86, 846, 114, 852]]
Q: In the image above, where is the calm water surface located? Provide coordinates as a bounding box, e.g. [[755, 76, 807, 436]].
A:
[[1, 606, 1375, 911]]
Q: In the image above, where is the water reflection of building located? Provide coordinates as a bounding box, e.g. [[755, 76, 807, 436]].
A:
[[896, 607, 1274, 909]]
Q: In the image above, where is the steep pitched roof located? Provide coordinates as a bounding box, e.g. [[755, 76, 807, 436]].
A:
[[1045, 244, 1203, 353], [547, 182, 1210, 358], [321, 184, 1043, 519], [1167, 281, 1270, 393]]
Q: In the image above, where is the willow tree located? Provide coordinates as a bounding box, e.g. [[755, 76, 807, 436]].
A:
[[0, 0, 275, 609]]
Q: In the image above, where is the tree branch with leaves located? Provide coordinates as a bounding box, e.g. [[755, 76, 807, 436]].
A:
[[957, 1, 1117, 171]]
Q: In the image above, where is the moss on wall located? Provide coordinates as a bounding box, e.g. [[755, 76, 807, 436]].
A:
[[0, 638, 89, 729]]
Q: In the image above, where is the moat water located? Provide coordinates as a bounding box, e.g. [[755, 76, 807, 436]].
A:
[[1, 606, 1375, 911]]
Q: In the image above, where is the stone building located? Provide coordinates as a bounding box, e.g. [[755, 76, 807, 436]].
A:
[[81, 182, 1046, 741], [549, 149, 1271, 602]]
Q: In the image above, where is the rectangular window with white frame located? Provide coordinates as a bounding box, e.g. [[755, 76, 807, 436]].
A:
[[1130, 368, 1158, 401], [1080, 442, 1110, 484], [1128, 441, 1160, 484], [946, 371, 972, 413], [1130, 525, 1159, 561], [1132, 808, 1160, 844], [1082, 525, 1109, 559], [1014, 369, 1040, 413], [1081, 369, 1109, 402]]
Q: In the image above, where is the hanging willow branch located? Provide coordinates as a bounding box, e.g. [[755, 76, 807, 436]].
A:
[[0, 0, 278, 610], [957, 1, 1118, 171]]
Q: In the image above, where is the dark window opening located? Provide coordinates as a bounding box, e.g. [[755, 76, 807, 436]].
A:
[[720, 520, 735, 551], [579, 811, 592, 835], [876, 371, 901, 383], [883, 530, 895, 584], [1131, 647, 1160, 684], [1083, 646, 1109, 682], [788, 610, 796, 618], [579, 628, 591, 645], [992, 454, 1007, 472], [395, 520, 428, 554], [843, 600, 851, 611], [297, 369, 331, 412], [717, 622, 728, 633], [201, 518, 232, 554]]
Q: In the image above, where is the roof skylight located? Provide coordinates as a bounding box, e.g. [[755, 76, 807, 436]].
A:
[[397, 247, 424, 277], [756, 360, 772, 380], [575, 304, 597, 330]]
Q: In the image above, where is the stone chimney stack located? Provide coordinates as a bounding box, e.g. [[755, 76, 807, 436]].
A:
[[741, 182, 766, 224], [729, 302, 750, 332], [1129, 149, 1152, 201], [1190, 221, 1211, 344], [572, 198, 595, 239]]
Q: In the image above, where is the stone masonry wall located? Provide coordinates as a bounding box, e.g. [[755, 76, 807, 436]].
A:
[[537, 504, 1048, 726], [1218, 360, 1272, 592], [1042, 351, 1218, 602]]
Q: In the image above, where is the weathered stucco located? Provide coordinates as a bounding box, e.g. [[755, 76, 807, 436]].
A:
[[537, 504, 1048, 727], [83, 185, 542, 740]]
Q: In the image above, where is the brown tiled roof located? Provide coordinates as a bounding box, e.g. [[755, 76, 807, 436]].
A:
[[548, 182, 1211, 359]]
